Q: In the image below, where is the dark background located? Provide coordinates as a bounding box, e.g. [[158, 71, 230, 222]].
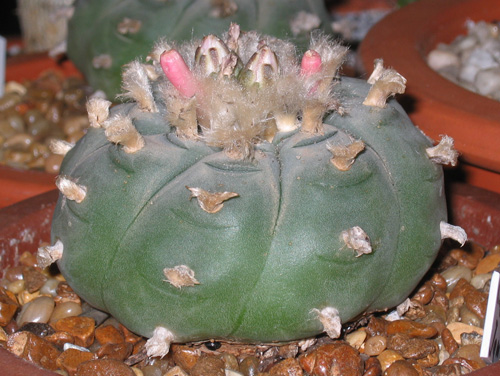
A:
[[1, 0, 21, 36]]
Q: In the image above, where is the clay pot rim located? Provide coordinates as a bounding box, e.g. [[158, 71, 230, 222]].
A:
[[358, 0, 500, 173]]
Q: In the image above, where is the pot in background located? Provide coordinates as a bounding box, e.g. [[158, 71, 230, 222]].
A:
[[359, 0, 500, 194]]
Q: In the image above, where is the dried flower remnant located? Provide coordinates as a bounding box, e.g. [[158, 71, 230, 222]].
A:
[[163, 265, 200, 288], [118, 60, 158, 113], [56, 176, 87, 203], [37, 240, 64, 269], [145, 326, 176, 358], [327, 140, 365, 171], [49, 139, 74, 156], [440, 222, 467, 246], [426, 136, 459, 166], [86, 97, 112, 128], [92, 54, 113, 69], [363, 60, 407, 108], [312, 307, 342, 339], [117, 17, 142, 35], [342, 226, 372, 257], [186, 186, 239, 214], [103, 114, 145, 153], [367, 58, 385, 85]]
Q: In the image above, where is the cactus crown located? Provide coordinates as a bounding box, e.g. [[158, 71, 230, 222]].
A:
[[116, 24, 348, 158]]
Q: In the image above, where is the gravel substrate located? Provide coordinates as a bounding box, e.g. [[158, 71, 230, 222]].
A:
[[0, 239, 497, 376]]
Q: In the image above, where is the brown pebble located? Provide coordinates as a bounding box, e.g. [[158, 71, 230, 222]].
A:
[[445, 322, 483, 344], [95, 324, 125, 345], [411, 282, 434, 305], [454, 344, 486, 368], [239, 356, 260, 376], [364, 335, 387, 356], [119, 323, 143, 344], [387, 333, 438, 359], [0, 287, 19, 326], [441, 328, 459, 355], [45, 330, 76, 347], [190, 355, 225, 376], [57, 348, 97, 376], [449, 248, 479, 269], [23, 267, 48, 293], [386, 320, 437, 339], [415, 350, 439, 368], [450, 278, 488, 319], [442, 357, 483, 372], [171, 344, 201, 371], [76, 358, 136, 376], [429, 273, 448, 291], [383, 359, 418, 376], [299, 343, 363, 376], [475, 253, 500, 275], [96, 342, 133, 361], [19, 251, 38, 267], [165, 366, 189, 376], [363, 357, 382, 376], [52, 316, 95, 347], [269, 358, 303, 376], [366, 317, 388, 337], [7, 331, 61, 370]]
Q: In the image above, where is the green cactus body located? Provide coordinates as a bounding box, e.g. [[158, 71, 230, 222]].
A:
[[67, 0, 333, 99], [47, 29, 457, 352]]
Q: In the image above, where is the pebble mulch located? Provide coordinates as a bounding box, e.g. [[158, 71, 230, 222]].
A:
[[0, 71, 96, 173], [427, 20, 500, 101], [0, 240, 498, 375]]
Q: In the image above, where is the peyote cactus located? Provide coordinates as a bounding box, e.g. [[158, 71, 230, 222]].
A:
[[41, 25, 466, 357], [67, 0, 334, 99]]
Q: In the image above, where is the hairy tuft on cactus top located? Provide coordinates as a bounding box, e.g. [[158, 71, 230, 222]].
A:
[[67, 0, 334, 99], [42, 24, 465, 357]]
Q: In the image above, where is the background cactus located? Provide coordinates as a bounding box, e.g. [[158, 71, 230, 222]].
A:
[[66, 0, 334, 99], [44, 26, 464, 357]]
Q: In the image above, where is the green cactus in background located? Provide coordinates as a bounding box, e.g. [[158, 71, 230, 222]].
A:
[[66, 0, 334, 99], [42, 25, 465, 357]]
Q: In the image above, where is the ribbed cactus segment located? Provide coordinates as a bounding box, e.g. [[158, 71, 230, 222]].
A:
[[51, 26, 452, 348], [67, 0, 334, 99]]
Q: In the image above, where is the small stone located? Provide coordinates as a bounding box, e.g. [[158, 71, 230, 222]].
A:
[[96, 342, 133, 361], [171, 344, 201, 371], [268, 358, 303, 376], [165, 366, 189, 376], [0, 287, 19, 326], [40, 278, 60, 296], [299, 343, 363, 376], [454, 344, 486, 368], [220, 352, 239, 371], [7, 331, 61, 370], [386, 320, 437, 339], [95, 324, 125, 344], [364, 335, 387, 356], [45, 330, 76, 347], [53, 316, 96, 347], [363, 357, 382, 376], [366, 317, 388, 337], [450, 278, 488, 319], [383, 359, 419, 376], [17, 295, 55, 327], [23, 267, 48, 293], [239, 356, 260, 376], [50, 301, 83, 323], [7, 279, 25, 294], [441, 265, 472, 292], [76, 358, 136, 376], [446, 322, 483, 344], [441, 328, 459, 355], [190, 355, 225, 376], [376, 349, 404, 372], [18, 322, 56, 337], [387, 333, 438, 360], [475, 253, 500, 274], [57, 348, 97, 376], [345, 328, 366, 349]]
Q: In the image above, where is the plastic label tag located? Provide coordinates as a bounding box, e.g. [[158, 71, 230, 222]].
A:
[[480, 268, 500, 363]]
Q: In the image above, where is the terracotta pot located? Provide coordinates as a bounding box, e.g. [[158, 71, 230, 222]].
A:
[[358, 0, 500, 194], [0, 52, 81, 209], [0, 183, 499, 374]]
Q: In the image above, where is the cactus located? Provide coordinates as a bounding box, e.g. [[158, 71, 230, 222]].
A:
[[43, 25, 465, 357], [66, 0, 334, 99]]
